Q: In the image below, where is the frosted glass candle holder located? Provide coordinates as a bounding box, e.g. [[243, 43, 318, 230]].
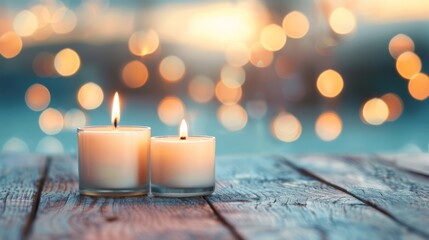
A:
[[151, 136, 216, 197], [78, 126, 151, 197]]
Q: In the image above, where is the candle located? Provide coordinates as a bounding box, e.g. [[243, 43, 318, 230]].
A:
[[151, 120, 216, 197], [78, 92, 150, 196]]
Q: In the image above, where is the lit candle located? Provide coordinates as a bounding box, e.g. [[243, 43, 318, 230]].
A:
[[78, 92, 150, 196], [151, 119, 216, 197]]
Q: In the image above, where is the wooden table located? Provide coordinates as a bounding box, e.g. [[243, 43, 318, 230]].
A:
[[1, 154, 429, 240]]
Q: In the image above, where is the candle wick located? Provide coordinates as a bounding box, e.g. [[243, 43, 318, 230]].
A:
[[180, 136, 186, 140], [114, 118, 118, 129]]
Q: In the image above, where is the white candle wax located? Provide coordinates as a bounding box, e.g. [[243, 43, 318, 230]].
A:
[[151, 136, 216, 188], [78, 126, 150, 194]]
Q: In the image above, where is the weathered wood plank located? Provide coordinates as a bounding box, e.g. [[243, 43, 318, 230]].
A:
[[206, 156, 423, 240], [0, 153, 48, 240], [283, 154, 429, 238], [29, 155, 234, 240], [375, 153, 429, 178]]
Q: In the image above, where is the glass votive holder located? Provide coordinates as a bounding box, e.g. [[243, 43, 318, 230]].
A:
[[78, 126, 151, 197], [150, 136, 216, 197]]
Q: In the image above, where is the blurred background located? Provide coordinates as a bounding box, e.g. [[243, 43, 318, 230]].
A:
[[1, 0, 429, 155]]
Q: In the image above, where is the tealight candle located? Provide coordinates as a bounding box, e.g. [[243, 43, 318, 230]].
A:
[[151, 120, 216, 197], [78, 92, 150, 196]]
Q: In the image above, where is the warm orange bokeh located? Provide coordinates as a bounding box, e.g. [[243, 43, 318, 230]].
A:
[[217, 104, 248, 131], [215, 81, 242, 105], [0, 31, 22, 59], [122, 60, 149, 88], [389, 34, 414, 59], [317, 69, 344, 98], [260, 24, 286, 52], [315, 111, 342, 141], [158, 96, 185, 126], [396, 51, 421, 79], [188, 75, 215, 103], [381, 93, 403, 121], [159, 56, 186, 82], [39, 108, 64, 135], [282, 11, 309, 39], [272, 112, 302, 142], [408, 73, 429, 101], [25, 83, 50, 111], [77, 82, 104, 110], [221, 65, 245, 88], [54, 48, 81, 77], [249, 42, 273, 68], [128, 30, 159, 57], [13, 10, 38, 37], [361, 98, 389, 125], [329, 7, 356, 35]]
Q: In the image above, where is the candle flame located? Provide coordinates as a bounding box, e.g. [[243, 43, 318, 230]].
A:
[[111, 92, 120, 128], [180, 119, 188, 140]]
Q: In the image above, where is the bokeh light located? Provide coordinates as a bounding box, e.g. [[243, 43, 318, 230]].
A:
[[316, 69, 344, 98], [39, 108, 64, 135], [188, 75, 215, 103], [159, 56, 186, 82], [0, 31, 22, 59], [30, 5, 50, 29], [32, 52, 55, 77], [249, 42, 273, 68], [329, 7, 356, 35], [271, 112, 302, 142], [64, 109, 87, 130], [51, 8, 77, 34], [225, 42, 249, 67], [408, 73, 429, 101], [389, 34, 414, 59], [13, 10, 38, 37], [54, 48, 81, 77], [25, 83, 50, 111], [215, 81, 242, 105], [221, 65, 246, 88], [260, 24, 286, 51], [396, 51, 421, 79], [217, 104, 248, 131], [77, 82, 104, 110], [315, 111, 342, 141], [158, 96, 185, 126], [2, 137, 29, 153], [36, 136, 64, 154], [121, 60, 149, 88], [128, 30, 159, 56], [381, 93, 403, 121], [361, 98, 389, 125], [282, 11, 309, 39], [246, 100, 267, 119]]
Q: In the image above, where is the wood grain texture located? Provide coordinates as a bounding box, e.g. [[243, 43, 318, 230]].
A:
[[375, 153, 429, 177], [0, 153, 48, 240], [284, 154, 429, 238], [206, 156, 422, 240], [29, 155, 234, 240]]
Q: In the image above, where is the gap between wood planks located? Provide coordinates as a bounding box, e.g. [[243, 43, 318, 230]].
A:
[[203, 196, 246, 240], [20, 156, 245, 240], [373, 155, 429, 179], [277, 155, 429, 239], [20, 154, 428, 240], [22, 156, 52, 239]]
